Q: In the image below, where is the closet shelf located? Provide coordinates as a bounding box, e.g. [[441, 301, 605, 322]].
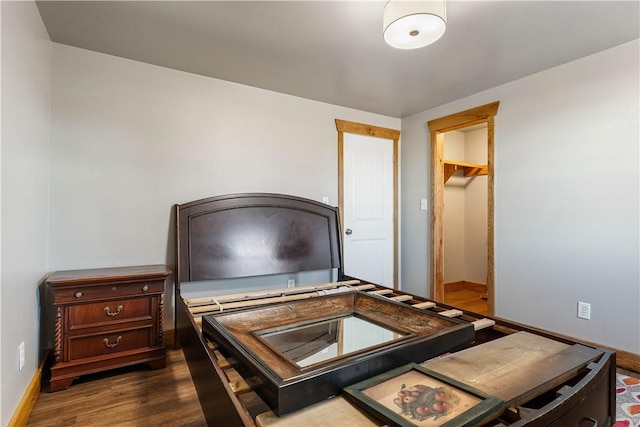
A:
[[444, 160, 488, 183]]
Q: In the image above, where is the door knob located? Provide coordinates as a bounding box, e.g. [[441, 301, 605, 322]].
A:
[[345, 228, 353, 235]]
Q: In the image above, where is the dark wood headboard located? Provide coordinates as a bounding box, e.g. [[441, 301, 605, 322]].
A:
[[175, 193, 342, 288]]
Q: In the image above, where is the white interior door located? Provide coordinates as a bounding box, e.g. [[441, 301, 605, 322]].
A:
[[343, 133, 394, 286]]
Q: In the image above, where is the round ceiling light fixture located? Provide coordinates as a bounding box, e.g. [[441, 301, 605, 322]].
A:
[[383, 0, 447, 50]]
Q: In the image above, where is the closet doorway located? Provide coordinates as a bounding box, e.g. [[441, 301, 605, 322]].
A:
[[427, 102, 499, 315]]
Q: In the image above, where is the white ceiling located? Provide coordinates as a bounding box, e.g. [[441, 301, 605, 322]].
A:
[[36, 1, 639, 118]]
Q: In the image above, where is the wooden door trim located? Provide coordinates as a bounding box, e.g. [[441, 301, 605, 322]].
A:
[[426, 102, 499, 313], [335, 119, 400, 288]]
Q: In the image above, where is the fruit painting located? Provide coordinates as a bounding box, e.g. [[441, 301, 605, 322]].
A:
[[344, 364, 504, 427], [361, 368, 482, 426], [392, 383, 459, 422]]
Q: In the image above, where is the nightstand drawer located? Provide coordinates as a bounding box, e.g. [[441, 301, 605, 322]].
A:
[[67, 327, 154, 360], [54, 280, 164, 304], [68, 298, 154, 330]]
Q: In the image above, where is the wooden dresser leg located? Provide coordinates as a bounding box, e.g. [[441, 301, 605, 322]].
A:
[[147, 358, 166, 370], [49, 377, 76, 392]]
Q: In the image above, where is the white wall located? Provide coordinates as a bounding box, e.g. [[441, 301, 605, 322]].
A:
[[401, 39, 640, 354], [464, 128, 488, 284], [443, 131, 466, 283], [0, 1, 51, 424], [442, 129, 488, 285], [49, 43, 400, 329]]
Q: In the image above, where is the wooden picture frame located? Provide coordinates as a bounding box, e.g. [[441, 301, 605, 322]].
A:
[[343, 363, 505, 427], [202, 291, 474, 415]]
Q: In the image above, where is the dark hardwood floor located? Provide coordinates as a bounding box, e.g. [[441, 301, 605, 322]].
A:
[[27, 349, 207, 426]]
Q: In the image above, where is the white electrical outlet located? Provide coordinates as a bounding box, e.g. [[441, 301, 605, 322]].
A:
[[577, 302, 591, 320], [19, 342, 25, 371], [287, 279, 295, 288], [322, 196, 329, 204], [420, 199, 428, 210]]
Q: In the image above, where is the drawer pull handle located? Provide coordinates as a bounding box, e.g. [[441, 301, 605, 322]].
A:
[[104, 305, 124, 317], [582, 417, 598, 427], [103, 336, 122, 348], [74, 291, 83, 298], [142, 285, 149, 292]]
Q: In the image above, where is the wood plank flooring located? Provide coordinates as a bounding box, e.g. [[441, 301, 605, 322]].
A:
[[27, 349, 207, 427], [444, 289, 489, 315]]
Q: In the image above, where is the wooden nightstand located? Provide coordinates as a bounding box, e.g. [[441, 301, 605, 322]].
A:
[[46, 265, 170, 392]]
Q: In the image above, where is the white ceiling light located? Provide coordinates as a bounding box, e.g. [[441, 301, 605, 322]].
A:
[[383, 0, 447, 50]]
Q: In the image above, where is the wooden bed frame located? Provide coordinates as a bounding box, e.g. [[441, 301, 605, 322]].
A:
[[174, 193, 617, 427]]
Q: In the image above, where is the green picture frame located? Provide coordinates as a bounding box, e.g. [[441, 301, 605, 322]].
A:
[[343, 363, 505, 427]]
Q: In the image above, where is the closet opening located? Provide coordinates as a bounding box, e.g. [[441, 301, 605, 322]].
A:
[[442, 124, 489, 314], [427, 101, 499, 315]]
